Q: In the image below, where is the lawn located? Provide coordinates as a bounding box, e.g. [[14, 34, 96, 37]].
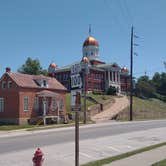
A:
[[152, 159, 166, 166], [117, 97, 166, 120], [66, 93, 113, 113]]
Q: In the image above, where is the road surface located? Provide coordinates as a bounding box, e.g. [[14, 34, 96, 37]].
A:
[[0, 120, 166, 165]]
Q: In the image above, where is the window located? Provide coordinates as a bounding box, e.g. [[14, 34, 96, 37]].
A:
[[43, 80, 47, 87], [34, 97, 39, 112], [52, 98, 58, 111], [0, 98, 4, 112], [2, 81, 6, 89], [8, 81, 12, 88], [24, 96, 29, 111], [59, 99, 63, 111]]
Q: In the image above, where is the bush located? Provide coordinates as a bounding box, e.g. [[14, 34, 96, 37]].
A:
[[107, 86, 117, 95]]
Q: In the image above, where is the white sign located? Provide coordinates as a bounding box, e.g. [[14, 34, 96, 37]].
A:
[[71, 63, 81, 75], [71, 89, 82, 107], [70, 63, 82, 89], [70, 63, 82, 108], [71, 74, 82, 89]]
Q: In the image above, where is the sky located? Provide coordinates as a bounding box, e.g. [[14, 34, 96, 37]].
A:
[[0, 0, 165, 79]]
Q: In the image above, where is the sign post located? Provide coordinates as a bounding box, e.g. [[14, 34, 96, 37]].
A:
[[70, 63, 82, 166]]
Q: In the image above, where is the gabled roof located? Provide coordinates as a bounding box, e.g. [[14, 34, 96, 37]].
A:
[[54, 61, 80, 73], [1, 72, 67, 91], [36, 90, 60, 97], [97, 62, 121, 71]]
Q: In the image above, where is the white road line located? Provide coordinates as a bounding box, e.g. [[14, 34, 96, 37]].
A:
[[80, 152, 97, 159], [127, 145, 133, 149], [108, 146, 121, 152]]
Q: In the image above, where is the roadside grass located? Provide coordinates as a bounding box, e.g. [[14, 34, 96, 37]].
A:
[[117, 97, 166, 121], [0, 121, 94, 131], [0, 125, 35, 131], [0, 123, 75, 131], [152, 159, 166, 166], [81, 142, 166, 166]]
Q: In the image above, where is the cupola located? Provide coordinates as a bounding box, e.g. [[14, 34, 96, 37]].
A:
[[48, 62, 57, 77]]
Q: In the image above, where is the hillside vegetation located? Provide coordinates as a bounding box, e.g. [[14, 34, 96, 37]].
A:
[[66, 93, 113, 113], [117, 97, 166, 120]]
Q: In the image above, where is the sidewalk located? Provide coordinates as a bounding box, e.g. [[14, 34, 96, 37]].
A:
[[91, 96, 129, 122], [104, 145, 166, 166]]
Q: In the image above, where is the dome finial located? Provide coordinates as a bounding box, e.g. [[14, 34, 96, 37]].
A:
[[89, 24, 91, 36]]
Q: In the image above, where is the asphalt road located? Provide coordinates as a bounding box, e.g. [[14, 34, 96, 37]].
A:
[[0, 120, 166, 154]]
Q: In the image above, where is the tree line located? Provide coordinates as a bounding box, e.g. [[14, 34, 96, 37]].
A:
[[134, 72, 166, 101], [18, 57, 166, 101]]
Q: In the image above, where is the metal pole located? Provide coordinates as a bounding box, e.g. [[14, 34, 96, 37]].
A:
[[130, 25, 133, 121], [75, 92, 80, 166], [75, 110, 79, 166]]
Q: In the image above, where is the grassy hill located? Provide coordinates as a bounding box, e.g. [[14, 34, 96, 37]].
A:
[[66, 93, 113, 113], [117, 97, 166, 121]]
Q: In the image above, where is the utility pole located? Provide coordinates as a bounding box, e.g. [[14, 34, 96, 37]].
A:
[[82, 56, 89, 124], [130, 25, 134, 121], [83, 70, 87, 124]]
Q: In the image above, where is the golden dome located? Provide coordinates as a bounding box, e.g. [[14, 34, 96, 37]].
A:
[[121, 66, 129, 72], [49, 63, 57, 69], [83, 36, 99, 47], [81, 56, 89, 63]]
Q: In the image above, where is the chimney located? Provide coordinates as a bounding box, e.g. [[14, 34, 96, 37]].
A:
[[6, 67, 11, 73]]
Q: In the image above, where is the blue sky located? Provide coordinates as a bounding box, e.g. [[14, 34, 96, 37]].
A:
[[0, 0, 165, 79]]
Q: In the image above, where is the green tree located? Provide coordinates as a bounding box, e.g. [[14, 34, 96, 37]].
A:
[[159, 72, 166, 95], [18, 57, 48, 75], [152, 72, 161, 92], [135, 76, 155, 98]]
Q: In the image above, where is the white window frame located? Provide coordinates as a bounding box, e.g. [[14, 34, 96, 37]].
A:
[[8, 81, 12, 88], [0, 98, 4, 112], [34, 97, 39, 112], [52, 98, 58, 112], [59, 99, 63, 112], [24, 96, 29, 112], [2, 81, 6, 89]]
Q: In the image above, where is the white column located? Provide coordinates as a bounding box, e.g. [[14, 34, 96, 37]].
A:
[[118, 72, 120, 84], [115, 72, 117, 83], [43, 97, 46, 125], [108, 70, 110, 85], [57, 100, 60, 124]]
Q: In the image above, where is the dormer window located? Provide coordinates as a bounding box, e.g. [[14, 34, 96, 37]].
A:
[[34, 79, 48, 87], [8, 81, 12, 88], [43, 80, 48, 87], [2, 81, 6, 89]]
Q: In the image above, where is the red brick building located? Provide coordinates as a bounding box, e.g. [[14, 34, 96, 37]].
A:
[[48, 36, 130, 94], [0, 68, 67, 125]]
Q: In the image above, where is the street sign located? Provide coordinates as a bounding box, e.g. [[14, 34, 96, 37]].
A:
[[71, 74, 82, 89], [71, 89, 82, 108], [71, 63, 81, 75], [71, 65, 81, 166], [71, 63, 82, 89], [70, 63, 82, 108]]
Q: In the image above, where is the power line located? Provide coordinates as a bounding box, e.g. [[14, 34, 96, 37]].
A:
[[103, 0, 129, 33], [117, 0, 131, 31], [123, 0, 133, 25]]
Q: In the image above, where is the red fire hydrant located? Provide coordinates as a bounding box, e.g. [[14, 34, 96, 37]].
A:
[[32, 148, 44, 166]]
